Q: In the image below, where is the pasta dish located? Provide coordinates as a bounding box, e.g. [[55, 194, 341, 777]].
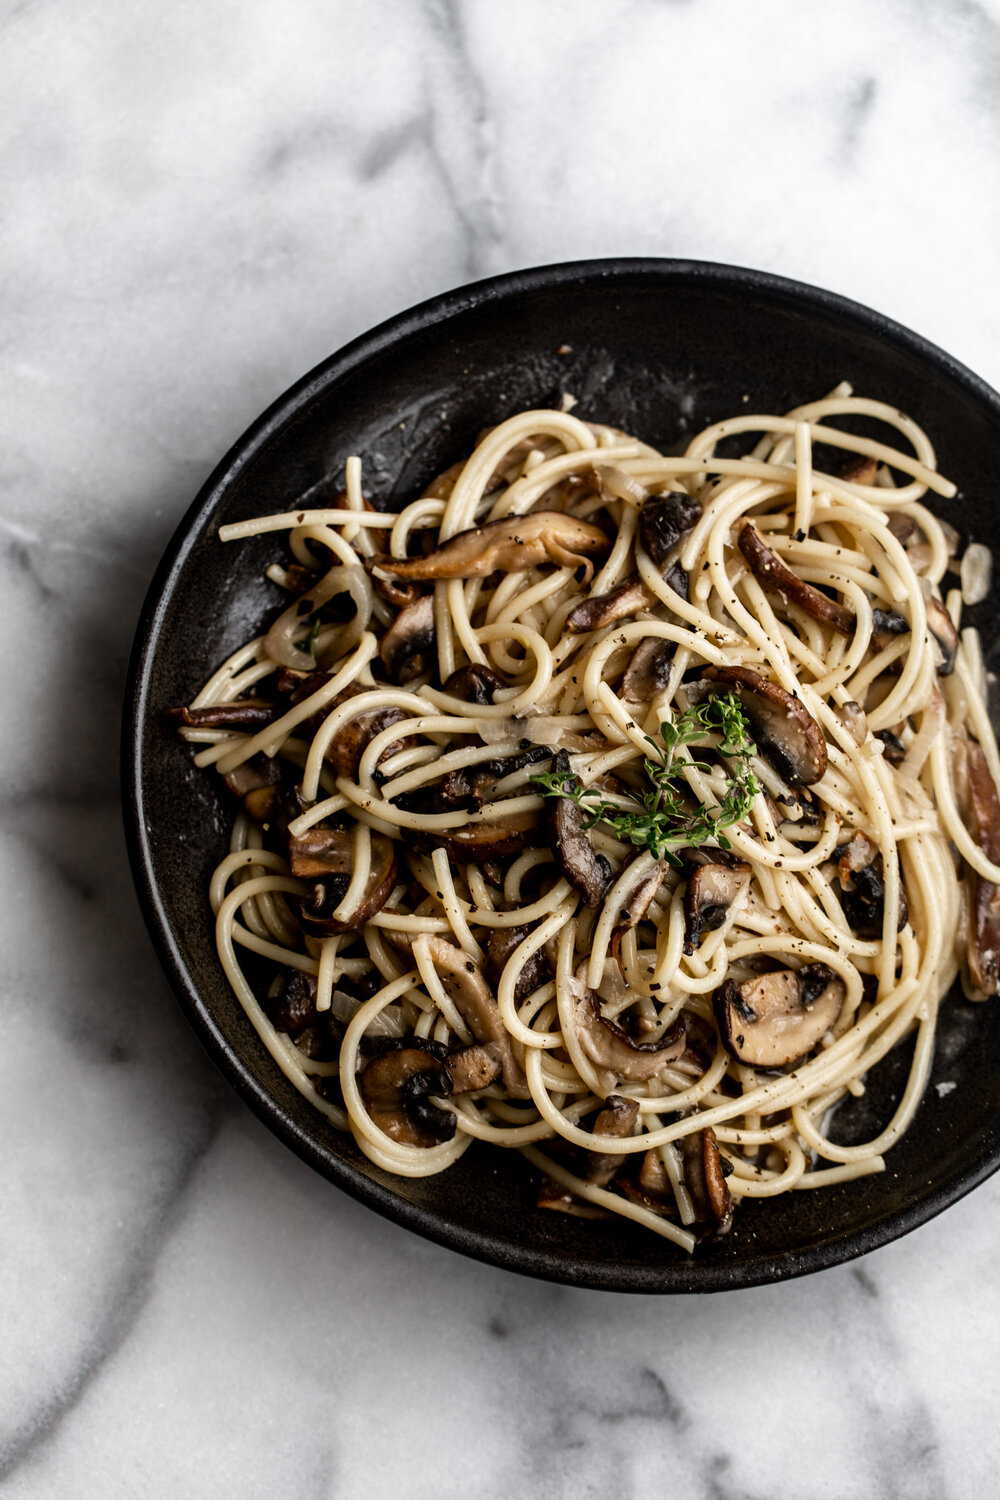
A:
[[174, 388, 999, 1253]]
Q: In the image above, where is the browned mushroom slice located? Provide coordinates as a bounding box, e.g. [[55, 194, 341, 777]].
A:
[[609, 858, 669, 971], [677, 1126, 734, 1234], [925, 595, 959, 676], [486, 925, 552, 1003], [871, 608, 910, 652], [702, 665, 828, 786], [441, 663, 507, 704], [379, 593, 436, 683], [372, 573, 427, 609], [359, 1046, 455, 1147], [585, 1094, 640, 1186], [638, 492, 702, 566], [417, 810, 541, 862], [836, 838, 907, 939], [447, 1042, 503, 1094], [423, 937, 530, 1098], [263, 971, 320, 1036], [738, 520, 855, 637], [875, 729, 906, 765], [683, 859, 752, 954], [286, 678, 410, 779], [565, 573, 656, 634], [547, 750, 612, 908], [574, 990, 686, 1082], [961, 743, 1000, 999], [836, 699, 869, 747], [370, 511, 611, 585], [638, 1147, 670, 1197], [221, 753, 283, 822], [294, 830, 398, 934], [838, 454, 878, 485], [622, 636, 676, 703], [713, 963, 845, 1068], [172, 700, 277, 729]]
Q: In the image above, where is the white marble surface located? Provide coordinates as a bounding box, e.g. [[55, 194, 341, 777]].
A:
[[4, 1, 1000, 1495]]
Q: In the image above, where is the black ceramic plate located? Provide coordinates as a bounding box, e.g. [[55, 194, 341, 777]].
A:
[[123, 259, 1000, 1292]]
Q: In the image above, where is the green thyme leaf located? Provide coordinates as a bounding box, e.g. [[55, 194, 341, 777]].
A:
[[530, 689, 761, 865]]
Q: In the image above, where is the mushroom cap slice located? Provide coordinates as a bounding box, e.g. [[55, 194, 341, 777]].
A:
[[441, 663, 506, 704], [446, 1042, 503, 1094], [379, 593, 436, 683], [423, 937, 530, 1098], [962, 742, 1000, 999], [621, 636, 676, 703], [294, 830, 398, 934], [738, 520, 856, 637], [683, 859, 752, 954], [701, 664, 828, 786], [565, 573, 656, 634], [359, 1046, 455, 1147], [925, 595, 959, 676], [416, 810, 541, 862], [677, 1126, 734, 1235], [574, 990, 686, 1083], [174, 700, 277, 729], [713, 963, 845, 1068], [638, 492, 702, 566], [547, 750, 613, 909], [585, 1094, 640, 1186], [486, 924, 552, 1004], [370, 511, 610, 584]]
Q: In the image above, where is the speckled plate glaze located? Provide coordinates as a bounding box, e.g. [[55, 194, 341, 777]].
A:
[[122, 259, 1000, 1292]]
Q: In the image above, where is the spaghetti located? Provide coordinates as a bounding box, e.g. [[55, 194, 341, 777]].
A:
[[176, 388, 999, 1252]]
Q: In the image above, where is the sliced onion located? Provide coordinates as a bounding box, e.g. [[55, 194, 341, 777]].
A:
[[263, 562, 373, 669], [597, 465, 648, 505]]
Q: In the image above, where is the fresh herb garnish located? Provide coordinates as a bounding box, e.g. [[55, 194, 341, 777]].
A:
[[531, 690, 761, 865], [298, 616, 323, 658]]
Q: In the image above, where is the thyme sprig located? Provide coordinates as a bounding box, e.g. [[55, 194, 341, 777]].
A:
[[531, 690, 761, 865]]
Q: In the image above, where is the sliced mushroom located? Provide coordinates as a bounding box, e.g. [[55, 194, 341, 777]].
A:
[[836, 838, 907, 939], [871, 608, 910, 652], [963, 742, 1000, 999], [738, 521, 855, 637], [379, 593, 436, 683], [683, 859, 752, 954], [446, 1041, 503, 1094], [221, 753, 283, 822], [677, 1126, 734, 1234], [294, 830, 397, 933], [622, 636, 676, 703], [700, 665, 828, 786], [359, 1045, 455, 1147], [713, 963, 845, 1068], [926, 595, 959, 676], [422, 937, 530, 1098], [875, 729, 906, 765], [547, 750, 612, 908], [172, 700, 277, 729], [836, 700, 869, 747], [638, 492, 702, 566], [838, 454, 878, 485], [416, 810, 541, 862], [263, 971, 320, 1036], [287, 678, 410, 779], [585, 1094, 640, 1186], [441, 663, 507, 704], [574, 989, 686, 1082], [447, 744, 553, 811], [370, 511, 611, 585], [609, 858, 669, 972], [486, 925, 552, 1003], [565, 573, 656, 634]]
